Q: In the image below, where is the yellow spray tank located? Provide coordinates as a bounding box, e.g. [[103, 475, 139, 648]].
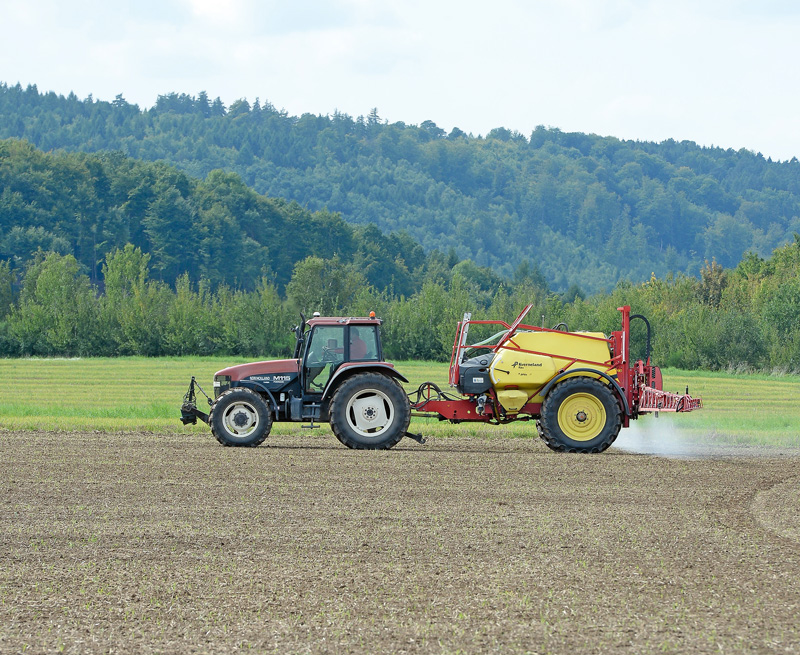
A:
[[489, 330, 615, 413]]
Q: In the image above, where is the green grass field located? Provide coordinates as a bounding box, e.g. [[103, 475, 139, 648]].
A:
[[0, 357, 798, 446]]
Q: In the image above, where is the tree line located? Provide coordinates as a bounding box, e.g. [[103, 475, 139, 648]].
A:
[[2, 83, 800, 293], [1, 237, 798, 373]]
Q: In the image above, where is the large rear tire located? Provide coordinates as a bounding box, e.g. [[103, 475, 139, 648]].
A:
[[329, 373, 410, 450], [539, 377, 621, 453], [210, 388, 272, 447]]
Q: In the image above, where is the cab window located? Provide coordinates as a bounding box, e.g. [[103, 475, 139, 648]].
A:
[[349, 325, 379, 361]]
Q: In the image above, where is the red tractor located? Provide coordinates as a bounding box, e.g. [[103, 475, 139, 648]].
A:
[[181, 313, 413, 449], [181, 305, 701, 453]]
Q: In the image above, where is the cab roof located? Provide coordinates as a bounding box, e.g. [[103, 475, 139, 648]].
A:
[[306, 316, 382, 327]]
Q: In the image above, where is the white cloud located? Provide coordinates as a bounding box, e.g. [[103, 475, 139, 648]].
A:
[[179, 0, 247, 24]]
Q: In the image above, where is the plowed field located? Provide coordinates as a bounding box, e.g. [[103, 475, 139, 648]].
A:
[[2, 431, 799, 654]]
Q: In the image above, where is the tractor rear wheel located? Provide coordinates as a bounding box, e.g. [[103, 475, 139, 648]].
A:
[[329, 373, 410, 449], [209, 388, 272, 447], [539, 377, 621, 453]]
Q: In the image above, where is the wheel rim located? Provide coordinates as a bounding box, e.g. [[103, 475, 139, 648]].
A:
[[557, 392, 606, 441], [345, 389, 395, 438], [222, 400, 260, 437]]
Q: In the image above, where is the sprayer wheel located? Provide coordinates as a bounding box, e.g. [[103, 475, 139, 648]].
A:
[[539, 377, 621, 453]]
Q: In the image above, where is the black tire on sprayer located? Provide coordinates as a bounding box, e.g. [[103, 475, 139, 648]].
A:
[[538, 377, 622, 453], [209, 388, 273, 447], [329, 373, 410, 450]]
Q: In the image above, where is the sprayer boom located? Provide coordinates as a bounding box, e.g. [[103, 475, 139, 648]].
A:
[[637, 386, 703, 414]]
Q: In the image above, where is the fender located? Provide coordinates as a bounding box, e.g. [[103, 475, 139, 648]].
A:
[[322, 362, 409, 401], [538, 368, 631, 417], [232, 380, 280, 413]]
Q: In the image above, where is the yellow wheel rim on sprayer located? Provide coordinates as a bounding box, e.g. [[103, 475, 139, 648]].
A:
[[557, 392, 607, 441]]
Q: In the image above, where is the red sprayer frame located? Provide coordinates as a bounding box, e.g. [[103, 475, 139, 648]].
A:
[[610, 306, 702, 418], [411, 305, 701, 423]]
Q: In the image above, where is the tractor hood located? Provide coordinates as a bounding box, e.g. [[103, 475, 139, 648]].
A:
[[215, 359, 300, 381]]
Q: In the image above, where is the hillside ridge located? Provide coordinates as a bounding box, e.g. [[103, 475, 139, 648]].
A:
[[2, 82, 800, 292]]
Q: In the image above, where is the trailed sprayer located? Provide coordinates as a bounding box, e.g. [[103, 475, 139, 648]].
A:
[[181, 305, 701, 453]]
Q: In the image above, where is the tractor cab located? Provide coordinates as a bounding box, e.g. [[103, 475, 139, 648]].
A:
[[300, 316, 383, 394]]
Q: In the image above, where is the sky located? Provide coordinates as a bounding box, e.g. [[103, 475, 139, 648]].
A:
[[2, 0, 799, 161]]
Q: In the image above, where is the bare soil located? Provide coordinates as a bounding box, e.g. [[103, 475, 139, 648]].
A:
[[1, 431, 799, 654]]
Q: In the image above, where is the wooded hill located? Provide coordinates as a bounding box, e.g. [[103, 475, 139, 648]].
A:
[[1, 125, 798, 369], [2, 82, 800, 293], [0, 138, 434, 296]]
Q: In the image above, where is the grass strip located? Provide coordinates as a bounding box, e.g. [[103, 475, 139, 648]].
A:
[[0, 357, 797, 446]]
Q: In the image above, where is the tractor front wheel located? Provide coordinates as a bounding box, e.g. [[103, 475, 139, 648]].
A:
[[329, 373, 410, 449], [539, 377, 621, 453], [209, 388, 272, 447]]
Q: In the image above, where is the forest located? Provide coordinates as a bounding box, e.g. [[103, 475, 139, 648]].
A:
[[2, 82, 800, 293], [0, 191, 799, 372], [1, 84, 799, 372], [0, 138, 429, 296]]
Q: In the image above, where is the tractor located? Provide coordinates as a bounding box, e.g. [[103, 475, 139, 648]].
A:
[[180, 305, 701, 453], [181, 312, 414, 449]]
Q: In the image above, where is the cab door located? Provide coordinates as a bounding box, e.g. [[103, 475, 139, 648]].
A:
[[303, 325, 346, 392]]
